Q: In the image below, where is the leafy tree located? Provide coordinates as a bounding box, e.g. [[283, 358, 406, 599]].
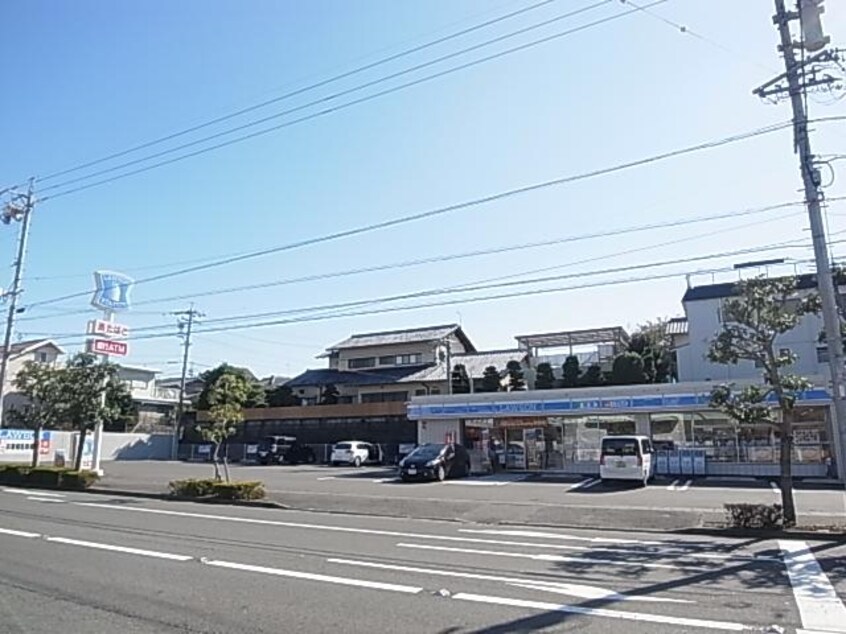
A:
[[534, 362, 555, 390], [10, 361, 64, 467], [610, 352, 647, 385], [561, 355, 581, 388], [319, 383, 340, 405], [479, 366, 501, 392], [504, 360, 525, 391], [198, 364, 265, 410], [629, 320, 676, 383], [61, 354, 134, 471], [266, 384, 300, 407], [708, 276, 820, 527], [580, 363, 604, 387], [197, 373, 250, 482], [450, 364, 471, 394]]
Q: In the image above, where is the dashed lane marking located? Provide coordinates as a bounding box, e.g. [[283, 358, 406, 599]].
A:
[[45, 536, 194, 562], [3, 488, 64, 497], [0, 527, 41, 538]]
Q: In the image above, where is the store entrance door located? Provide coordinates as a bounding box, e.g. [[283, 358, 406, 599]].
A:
[[523, 428, 545, 470]]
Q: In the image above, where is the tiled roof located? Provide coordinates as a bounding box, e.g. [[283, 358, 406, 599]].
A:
[[326, 324, 474, 352], [286, 366, 429, 388], [0, 338, 64, 357]]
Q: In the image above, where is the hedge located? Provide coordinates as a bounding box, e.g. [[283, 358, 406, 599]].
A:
[[169, 478, 265, 501], [0, 466, 99, 490], [724, 503, 784, 529]]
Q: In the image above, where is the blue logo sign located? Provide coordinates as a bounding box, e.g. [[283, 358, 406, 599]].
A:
[[91, 271, 133, 312]]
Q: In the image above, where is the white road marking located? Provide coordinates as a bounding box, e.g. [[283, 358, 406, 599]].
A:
[[678, 479, 692, 492], [316, 476, 336, 481], [452, 593, 751, 631], [770, 481, 780, 494], [45, 537, 194, 562], [0, 527, 41, 538], [3, 488, 64, 497], [202, 559, 422, 594], [779, 540, 846, 633], [396, 543, 708, 571], [27, 497, 64, 503], [569, 478, 599, 491], [666, 479, 680, 491], [327, 558, 692, 603], [372, 478, 397, 483], [459, 529, 662, 546]]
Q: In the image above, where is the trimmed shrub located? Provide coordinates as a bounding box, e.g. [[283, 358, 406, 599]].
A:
[[0, 466, 99, 490], [169, 478, 217, 498], [211, 481, 266, 501], [725, 503, 784, 530]]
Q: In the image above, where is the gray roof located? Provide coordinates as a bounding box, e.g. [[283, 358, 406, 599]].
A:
[[682, 273, 819, 302], [0, 338, 64, 358], [400, 350, 528, 383], [326, 324, 475, 353]]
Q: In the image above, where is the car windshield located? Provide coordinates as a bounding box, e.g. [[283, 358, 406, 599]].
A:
[[410, 444, 444, 459], [602, 438, 639, 456], [334, 443, 352, 450]]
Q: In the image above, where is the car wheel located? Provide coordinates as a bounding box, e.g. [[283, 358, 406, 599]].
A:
[[353, 456, 362, 468], [436, 465, 446, 482]]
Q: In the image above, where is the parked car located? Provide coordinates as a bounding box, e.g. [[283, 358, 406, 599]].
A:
[[257, 435, 316, 465], [399, 443, 471, 482], [599, 435, 654, 486], [330, 441, 384, 467]]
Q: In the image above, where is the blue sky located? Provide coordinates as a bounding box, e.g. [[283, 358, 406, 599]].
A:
[[2, 0, 845, 379]]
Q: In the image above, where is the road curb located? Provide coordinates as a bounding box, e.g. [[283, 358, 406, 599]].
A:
[[86, 486, 289, 510]]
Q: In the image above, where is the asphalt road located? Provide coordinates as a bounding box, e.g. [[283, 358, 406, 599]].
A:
[[1, 487, 845, 633], [97, 461, 846, 529]]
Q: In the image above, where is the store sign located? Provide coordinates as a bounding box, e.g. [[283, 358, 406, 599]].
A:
[[91, 270, 134, 312], [0, 429, 52, 455], [87, 338, 129, 357], [408, 388, 832, 419], [88, 319, 129, 339]]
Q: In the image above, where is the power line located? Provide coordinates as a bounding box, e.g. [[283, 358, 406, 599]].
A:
[[31, 0, 563, 186], [44, 237, 833, 346], [41, 0, 662, 201], [17, 197, 820, 322], [23, 119, 803, 311]]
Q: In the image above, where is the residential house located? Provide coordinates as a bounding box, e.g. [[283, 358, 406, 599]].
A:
[[0, 339, 65, 417], [116, 365, 180, 432]]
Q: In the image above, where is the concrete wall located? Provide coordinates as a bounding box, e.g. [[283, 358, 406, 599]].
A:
[[418, 419, 461, 445], [0, 429, 172, 463]]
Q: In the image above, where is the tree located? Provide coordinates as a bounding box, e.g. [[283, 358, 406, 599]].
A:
[[534, 362, 555, 390], [10, 361, 63, 468], [198, 364, 265, 410], [708, 276, 820, 527], [504, 360, 525, 391], [629, 320, 676, 383], [561, 356, 581, 388], [479, 366, 501, 392], [450, 364, 471, 394], [197, 373, 250, 482], [61, 354, 133, 471], [266, 384, 300, 407], [319, 383, 340, 405], [580, 363, 604, 387], [610, 353, 647, 385]]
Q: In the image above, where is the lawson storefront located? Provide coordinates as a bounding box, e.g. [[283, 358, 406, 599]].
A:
[[407, 381, 839, 479]]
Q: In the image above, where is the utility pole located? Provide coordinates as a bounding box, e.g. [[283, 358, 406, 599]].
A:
[[171, 305, 203, 459], [0, 179, 35, 427], [755, 0, 846, 481]]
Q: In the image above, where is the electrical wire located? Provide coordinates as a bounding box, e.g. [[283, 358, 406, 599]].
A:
[[40, 0, 664, 201], [17, 197, 819, 322], [22, 119, 801, 311]]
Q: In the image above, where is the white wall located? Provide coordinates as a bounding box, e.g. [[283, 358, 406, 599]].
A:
[[417, 419, 461, 444]]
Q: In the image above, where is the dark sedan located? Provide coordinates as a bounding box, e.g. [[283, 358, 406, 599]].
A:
[[399, 443, 471, 482]]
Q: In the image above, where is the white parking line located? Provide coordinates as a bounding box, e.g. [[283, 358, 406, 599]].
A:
[[779, 540, 846, 633], [666, 479, 680, 491], [0, 527, 41, 538], [45, 537, 194, 562], [678, 479, 692, 492], [316, 476, 336, 481], [27, 497, 64, 503], [569, 478, 599, 491], [326, 558, 692, 603], [452, 593, 750, 631], [770, 481, 780, 494], [396, 543, 708, 571], [202, 559, 422, 594]]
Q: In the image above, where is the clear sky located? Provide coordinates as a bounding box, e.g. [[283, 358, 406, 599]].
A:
[[2, 0, 845, 379]]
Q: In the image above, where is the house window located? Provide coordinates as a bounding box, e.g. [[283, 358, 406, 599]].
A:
[[360, 391, 408, 403], [348, 357, 376, 369], [399, 353, 422, 365], [817, 346, 830, 363], [37, 352, 49, 363], [378, 356, 396, 366], [414, 389, 426, 396]]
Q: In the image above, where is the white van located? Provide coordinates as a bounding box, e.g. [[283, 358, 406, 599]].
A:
[[599, 435, 654, 486], [329, 441, 383, 467]]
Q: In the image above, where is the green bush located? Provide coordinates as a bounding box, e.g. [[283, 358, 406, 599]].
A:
[[0, 466, 99, 490], [169, 478, 217, 498], [725, 503, 784, 529], [211, 481, 266, 501], [61, 470, 99, 490]]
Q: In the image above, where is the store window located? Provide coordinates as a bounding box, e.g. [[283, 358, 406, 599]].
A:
[[558, 415, 636, 463]]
